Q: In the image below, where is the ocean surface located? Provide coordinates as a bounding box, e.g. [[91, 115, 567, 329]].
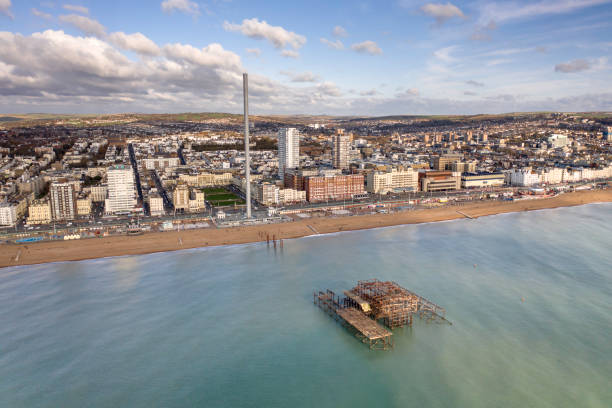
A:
[[1, 204, 611, 408]]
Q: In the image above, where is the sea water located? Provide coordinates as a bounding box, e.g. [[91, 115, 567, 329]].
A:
[[1, 203, 610, 407]]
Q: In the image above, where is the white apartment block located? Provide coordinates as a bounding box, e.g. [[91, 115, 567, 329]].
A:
[[0, 203, 18, 226], [278, 128, 300, 179], [105, 165, 137, 214], [366, 168, 419, 194], [508, 169, 541, 186]]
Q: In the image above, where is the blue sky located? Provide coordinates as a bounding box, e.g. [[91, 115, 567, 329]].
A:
[[0, 0, 611, 114]]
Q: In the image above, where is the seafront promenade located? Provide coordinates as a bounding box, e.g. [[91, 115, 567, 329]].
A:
[[1, 189, 610, 269]]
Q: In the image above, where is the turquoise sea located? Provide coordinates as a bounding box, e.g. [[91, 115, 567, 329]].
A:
[[1, 203, 611, 407]]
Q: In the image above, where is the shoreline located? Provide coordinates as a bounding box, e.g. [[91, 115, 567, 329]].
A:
[[2, 189, 611, 269]]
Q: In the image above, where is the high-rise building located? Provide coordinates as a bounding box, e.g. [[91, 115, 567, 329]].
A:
[[50, 182, 76, 221], [105, 165, 137, 214], [332, 129, 350, 170], [278, 128, 300, 180]]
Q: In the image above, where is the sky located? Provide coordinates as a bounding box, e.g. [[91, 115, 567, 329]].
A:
[[0, 0, 611, 115]]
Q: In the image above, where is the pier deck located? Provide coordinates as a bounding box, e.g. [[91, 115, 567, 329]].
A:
[[336, 308, 392, 341], [314, 289, 393, 350]]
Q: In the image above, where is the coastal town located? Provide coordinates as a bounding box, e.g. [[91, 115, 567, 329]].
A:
[[1, 112, 610, 246]]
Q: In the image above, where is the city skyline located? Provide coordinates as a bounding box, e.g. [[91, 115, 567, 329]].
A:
[[0, 0, 611, 115]]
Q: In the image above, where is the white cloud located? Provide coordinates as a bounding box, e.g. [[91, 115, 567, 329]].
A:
[[161, 0, 200, 16], [333, 25, 348, 37], [246, 48, 261, 57], [315, 81, 342, 97], [320, 38, 344, 50], [420, 2, 465, 24], [351, 40, 382, 55], [162, 42, 242, 69], [280, 71, 319, 82], [62, 4, 89, 14], [223, 18, 306, 50], [108, 32, 161, 56], [0, 29, 245, 110], [433, 46, 458, 62], [479, 0, 611, 25], [59, 14, 107, 37], [281, 49, 299, 58], [31, 8, 52, 19], [0, 0, 13, 19]]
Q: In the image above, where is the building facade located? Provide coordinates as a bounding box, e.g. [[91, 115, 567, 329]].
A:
[[105, 165, 137, 214], [305, 174, 365, 202], [366, 168, 419, 194], [332, 129, 350, 170], [27, 200, 52, 224], [461, 172, 505, 188], [0, 203, 18, 226], [278, 128, 300, 180], [50, 182, 77, 221]]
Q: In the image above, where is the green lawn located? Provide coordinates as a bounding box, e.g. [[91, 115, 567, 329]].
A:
[[203, 187, 245, 207]]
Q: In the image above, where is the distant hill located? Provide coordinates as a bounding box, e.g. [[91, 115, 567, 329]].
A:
[[0, 116, 22, 122]]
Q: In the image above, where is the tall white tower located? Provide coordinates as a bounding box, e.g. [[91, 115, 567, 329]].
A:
[[278, 128, 299, 180]]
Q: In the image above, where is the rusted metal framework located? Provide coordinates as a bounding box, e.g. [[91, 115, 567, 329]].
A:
[[314, 280, 449, 351], [314, 289, 393, 350], [352, 279, 449, 328]]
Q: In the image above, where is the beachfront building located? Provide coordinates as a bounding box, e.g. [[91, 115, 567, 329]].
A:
[[148, 193, 165, 217], [50, 182, 77, 221], [420, 171, 461, 192], [105, 165, 137, 215], [366, 168, 419, 194], [278, 128, 300, 180], [27, 200, 52, 224], [305, 173, 365, 202], [332, 129, 350, 170], [173, 184, 190, 212], [508, 169, 541, 187], [461, 172, 505, 189], [76, 195, 92, 217], [0, 202, 18, 226]]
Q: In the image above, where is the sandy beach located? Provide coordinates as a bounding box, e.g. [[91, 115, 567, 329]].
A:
[[2, 189, 610, 269]]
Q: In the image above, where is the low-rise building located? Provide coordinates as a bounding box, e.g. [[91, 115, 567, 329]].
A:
[[305, 173, 365, 202], [366, 168, 418, 194], [148, 193, 165, 217], [27, 200, 52, 224], [76, 195, 92, 217], [420, 171, 461, 192], [461, 172, 505, 189]]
